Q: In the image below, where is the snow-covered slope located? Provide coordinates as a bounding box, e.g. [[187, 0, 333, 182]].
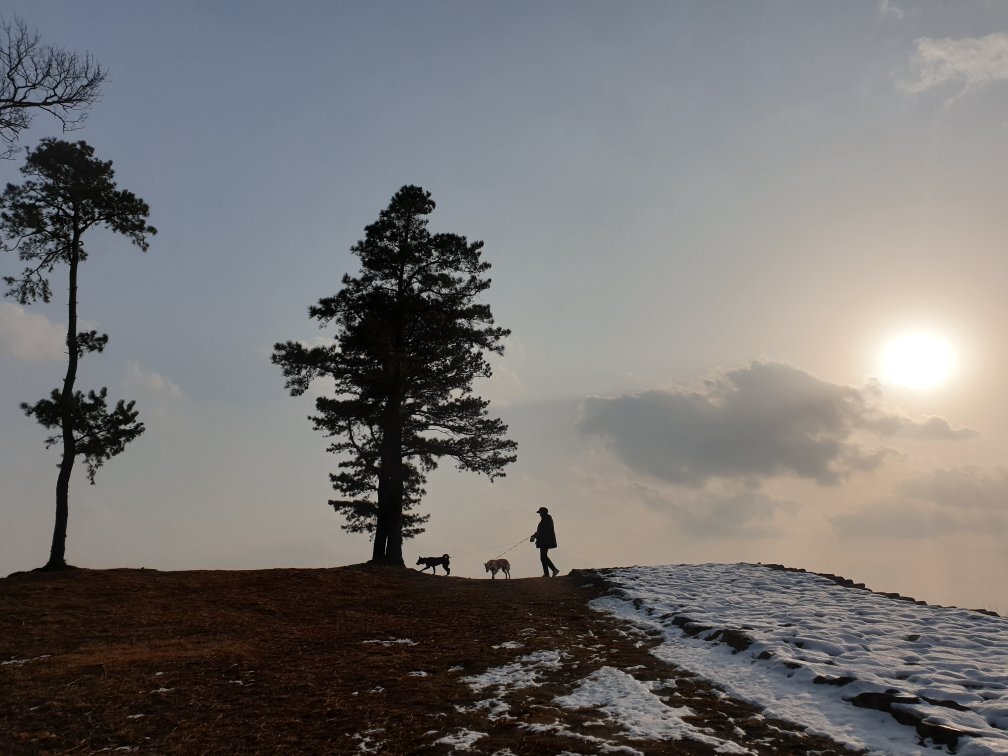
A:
[[591, 563, 1008, 755]]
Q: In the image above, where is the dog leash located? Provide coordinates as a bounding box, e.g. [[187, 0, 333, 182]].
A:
[[451, 537, 527, 560], [490, 536, 530, 561]]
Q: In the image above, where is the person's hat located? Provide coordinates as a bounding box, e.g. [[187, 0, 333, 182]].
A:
[[536, 507, 549, 514]]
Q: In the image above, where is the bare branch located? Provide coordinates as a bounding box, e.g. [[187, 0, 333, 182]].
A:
[[0, 15, 106, 158]]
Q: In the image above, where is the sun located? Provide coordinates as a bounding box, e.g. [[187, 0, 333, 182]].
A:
[[879, 331, 957, 390]]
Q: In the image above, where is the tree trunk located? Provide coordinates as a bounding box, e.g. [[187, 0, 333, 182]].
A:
[[384, 488, 404, 565], [372, 392, 405, 566], [48, 450, 72, 570], [371, 495, 389, 562], [47, 230, 81, 570], [367, 222, 410, 567], [372, 438, 391, 562]]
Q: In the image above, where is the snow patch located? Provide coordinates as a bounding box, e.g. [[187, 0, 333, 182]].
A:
[[556, 666, 752, 754], [434, 729, 487, 750], [463, 650, 566, 693], [2, 655, 50, 666], [353, 728, 385, 753], [521, 720, 643, 755], [464, 698, 511, 720], [361, 638, 416, 646], [594, 563, 1008, 755]]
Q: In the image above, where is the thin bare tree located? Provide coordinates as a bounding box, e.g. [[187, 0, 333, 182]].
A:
[[0, 16, 106, 159]]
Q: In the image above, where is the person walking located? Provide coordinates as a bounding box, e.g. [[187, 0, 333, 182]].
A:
[[530, 506, 559, 577]]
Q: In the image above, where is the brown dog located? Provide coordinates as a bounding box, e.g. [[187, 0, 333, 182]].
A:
[[484, 558, 511, 579], [416, 554, 450, 575]]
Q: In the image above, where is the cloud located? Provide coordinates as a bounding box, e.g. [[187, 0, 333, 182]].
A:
[[900, 465, 1008, 510], [830, 500, 984, 539], [481, 336, 529, 407], [0, 302, 66, 361], [832, 466, 1008, 539], [579, 361, 973, 488], [632, 480, 796, 538], [879, 0, 904, 21], [864, 412, 978, 440], [898, 33, 1008, 99], [123, 361, 184, 402], [832, 498, 1008, 539]]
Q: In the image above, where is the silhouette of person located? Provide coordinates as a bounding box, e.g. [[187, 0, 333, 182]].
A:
[[530, 506, 559, 577]]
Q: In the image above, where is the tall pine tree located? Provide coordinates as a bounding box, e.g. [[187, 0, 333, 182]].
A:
[[274, 186, 517, 564], [1, 139, 155, 569]]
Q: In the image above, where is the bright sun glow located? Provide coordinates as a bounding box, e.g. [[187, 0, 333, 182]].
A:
[[880, 331, 957, 390]]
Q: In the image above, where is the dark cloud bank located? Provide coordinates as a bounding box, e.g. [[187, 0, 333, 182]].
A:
[[579, 361, 975, 487]]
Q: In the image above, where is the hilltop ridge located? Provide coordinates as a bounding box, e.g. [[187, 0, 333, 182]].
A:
[[1, 563, 860, 754]]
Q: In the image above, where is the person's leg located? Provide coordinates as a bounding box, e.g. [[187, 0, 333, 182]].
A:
[[547, 554, 559, 577], [541, 548, 559, 577]]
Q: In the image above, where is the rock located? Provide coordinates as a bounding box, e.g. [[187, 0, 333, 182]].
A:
[[813, 675, 855, 687]]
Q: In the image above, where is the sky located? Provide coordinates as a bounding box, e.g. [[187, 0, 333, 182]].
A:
[[2, 1, 1007, 612]]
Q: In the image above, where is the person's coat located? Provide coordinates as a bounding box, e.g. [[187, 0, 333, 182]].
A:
[[535, 514, 557, 550]]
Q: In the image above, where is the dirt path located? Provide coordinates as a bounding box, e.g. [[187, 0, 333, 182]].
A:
[[1, 565, 861, 754]]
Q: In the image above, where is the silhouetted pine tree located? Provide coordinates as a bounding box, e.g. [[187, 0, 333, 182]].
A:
[[274, 185, 517, 564], [1, 139, 155, 570]]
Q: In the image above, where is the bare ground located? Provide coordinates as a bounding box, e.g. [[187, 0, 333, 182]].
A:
[[1, 564, 863, 754]]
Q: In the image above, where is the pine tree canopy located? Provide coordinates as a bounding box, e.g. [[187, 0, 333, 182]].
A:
[[273, 185, 517, 562]]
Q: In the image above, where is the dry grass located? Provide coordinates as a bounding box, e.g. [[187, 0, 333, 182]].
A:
[[1, 564, 862, 754]]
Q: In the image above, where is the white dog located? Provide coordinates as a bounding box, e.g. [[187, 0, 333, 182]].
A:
[[484, 558, 511, 579]]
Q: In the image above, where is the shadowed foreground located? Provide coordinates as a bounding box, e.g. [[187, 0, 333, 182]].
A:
[[1, 565, 860, 754]]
